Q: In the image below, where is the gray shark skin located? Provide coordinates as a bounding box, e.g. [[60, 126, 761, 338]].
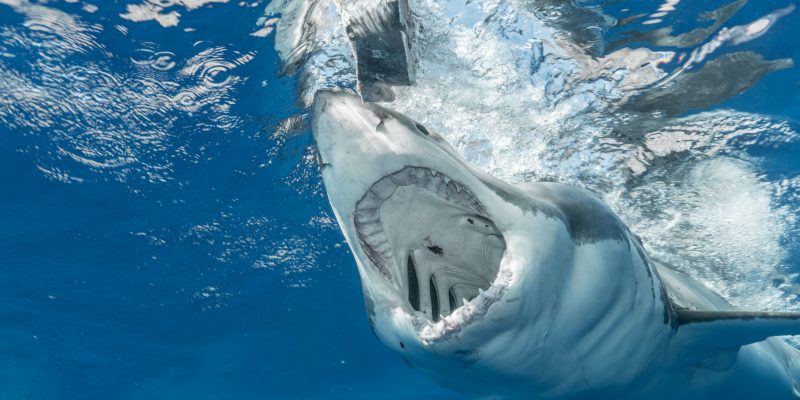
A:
[[312, 90, 800, 400]]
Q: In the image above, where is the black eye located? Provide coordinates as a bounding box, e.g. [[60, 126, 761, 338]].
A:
[[415, 123, 430, 136]]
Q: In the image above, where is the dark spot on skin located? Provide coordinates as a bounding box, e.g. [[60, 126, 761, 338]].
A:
[[415, 123, 430, 136], [467, 218, 475, 225], [399, 342, 405, 349], [427, 245, 444, 256], [423, 236, 444, 256]]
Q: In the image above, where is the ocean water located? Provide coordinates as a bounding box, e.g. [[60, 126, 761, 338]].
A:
[[0, 0, 798, 399]]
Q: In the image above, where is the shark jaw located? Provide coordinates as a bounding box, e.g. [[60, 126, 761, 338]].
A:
[[311, 90, 520, 345], [353, 165, 513, 343]]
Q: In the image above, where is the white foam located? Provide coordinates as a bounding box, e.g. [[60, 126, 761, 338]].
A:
[[635, 157, 797, 311], [267, 0, 800, 312]]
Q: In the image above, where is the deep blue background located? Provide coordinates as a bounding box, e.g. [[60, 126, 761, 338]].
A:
[[0, 0, 797, 399], [0, 1, 453, 398]]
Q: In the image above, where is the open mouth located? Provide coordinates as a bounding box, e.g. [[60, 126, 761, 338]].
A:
[[354, 166, 509, 338]]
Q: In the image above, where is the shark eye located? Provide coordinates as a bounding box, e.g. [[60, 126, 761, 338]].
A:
[[415, 123, 431, 136]]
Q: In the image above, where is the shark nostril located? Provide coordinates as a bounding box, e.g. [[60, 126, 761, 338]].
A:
[[407, 255, 420, 311]]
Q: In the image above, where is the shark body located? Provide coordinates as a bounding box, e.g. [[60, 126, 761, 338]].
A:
[[312, 90, 800, 399]]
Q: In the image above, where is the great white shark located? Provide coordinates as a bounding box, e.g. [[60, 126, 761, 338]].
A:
[[312, 90, 800, 399]]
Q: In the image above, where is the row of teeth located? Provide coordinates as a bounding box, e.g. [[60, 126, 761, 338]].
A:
[[354, 166, 486, 281], [417, 268, 512, 343]]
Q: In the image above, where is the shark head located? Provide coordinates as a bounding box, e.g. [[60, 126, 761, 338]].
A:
[[312, 90, 558, 336], [312, 90, 672, 397]]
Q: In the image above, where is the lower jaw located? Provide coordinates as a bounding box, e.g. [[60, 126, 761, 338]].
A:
[[412, 267, 513, 343]]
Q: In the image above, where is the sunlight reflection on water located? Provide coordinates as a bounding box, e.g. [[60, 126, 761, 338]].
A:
[[0, 0, 260, 184]]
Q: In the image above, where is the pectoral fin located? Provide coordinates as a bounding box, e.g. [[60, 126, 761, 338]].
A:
[[657, 263, 800, 371], [671, 310, 800, 371]]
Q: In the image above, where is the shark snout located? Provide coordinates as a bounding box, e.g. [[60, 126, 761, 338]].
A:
[[312, 90, 381, 133], [310, 90, 339, 117], [311, 90, 403, 167]]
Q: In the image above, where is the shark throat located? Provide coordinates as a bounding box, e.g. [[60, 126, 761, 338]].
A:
[[354, 166, 506, 322]]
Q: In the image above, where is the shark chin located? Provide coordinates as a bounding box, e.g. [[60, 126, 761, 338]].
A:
[[312, 89, 800, 400]]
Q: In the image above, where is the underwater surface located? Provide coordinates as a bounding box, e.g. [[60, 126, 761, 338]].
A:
[[0, 0, 798, 398]]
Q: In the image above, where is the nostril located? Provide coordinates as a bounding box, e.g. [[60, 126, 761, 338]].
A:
[[415, 123, 430, 136]]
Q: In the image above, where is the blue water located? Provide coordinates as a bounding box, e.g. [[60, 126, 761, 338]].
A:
[[0, 1, 452, 398], [0, 1, 798, 399]]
